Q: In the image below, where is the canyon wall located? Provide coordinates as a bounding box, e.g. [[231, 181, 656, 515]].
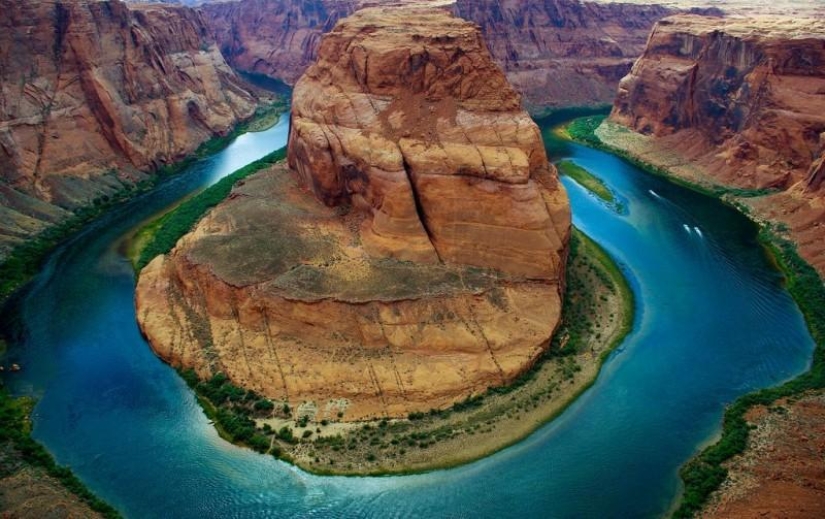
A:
[[606, 14, 825, 274], [201, 0, 357, 86], [453, 0, 675, 111], [200, 0, 680, 111], [0, 0, 257, 258], [137, 7, 570, 421]]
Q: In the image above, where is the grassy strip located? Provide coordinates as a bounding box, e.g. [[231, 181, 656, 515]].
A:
[[135, 148, 286, 270], [557, 160, 615, 205], [125, 211, 174, 269], [531, 105, 612, 127], [0, 389, 121, 518], [558, 115, 825, 517]]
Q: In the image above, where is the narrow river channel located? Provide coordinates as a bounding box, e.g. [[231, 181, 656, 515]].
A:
[[2, 114, 815, 518]]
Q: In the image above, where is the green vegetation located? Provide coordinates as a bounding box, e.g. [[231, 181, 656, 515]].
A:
[[135, 148, 286, 270], [179, 370, 288, 456], [563, 115, 606, 147], [532, 105, 611, 128], [673, 230, 825, 518], [552, 229, 635, 361], [0, 389, 121, 518], [557, 160, 616, 206]]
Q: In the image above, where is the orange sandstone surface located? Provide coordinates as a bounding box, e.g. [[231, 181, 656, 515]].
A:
[[136, 7, 570, 421]]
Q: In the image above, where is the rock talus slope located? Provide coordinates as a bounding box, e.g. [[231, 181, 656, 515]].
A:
[[0, 0, 256, 258], [136, 7, 570, 421], [607, 14, 825, 274]]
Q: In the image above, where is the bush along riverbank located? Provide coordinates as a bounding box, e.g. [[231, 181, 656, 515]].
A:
[[0, 388, 121, 518], [178, 227, 634, 475], [133, 148, 286, 270], [560, 115, 825, 518], [0, 99, 287, 305]]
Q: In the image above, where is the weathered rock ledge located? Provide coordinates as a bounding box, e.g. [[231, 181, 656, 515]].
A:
[[136, 7, 570, 421]]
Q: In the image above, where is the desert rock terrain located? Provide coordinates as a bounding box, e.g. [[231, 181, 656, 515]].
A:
[[136, 7, 570, 421], [0, 0, 257, 258]]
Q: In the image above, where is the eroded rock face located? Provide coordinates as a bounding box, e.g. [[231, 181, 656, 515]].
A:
[[136, 7, 570, 421], [288, 7, 568, 279], [201, 0, 680, 111], [608, 14, 825, 274], [612, 15, 825, 191], [454, 0, 676, 111], [201, 0, 357, 85], [0, 0, 256, 258]]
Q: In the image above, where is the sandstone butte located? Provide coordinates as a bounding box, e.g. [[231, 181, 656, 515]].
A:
[[136, 7, 571, 421], [608, 14, 825, 275], [200, 0, 689, 112], [0, 0, 257, 259]]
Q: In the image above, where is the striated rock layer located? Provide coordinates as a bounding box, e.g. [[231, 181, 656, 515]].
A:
[[137, 7, 570, 421], [453, 0, 676, 111], [608, 14, 825, 274], [201, 0, 358, 86], [0, 0, 257, 258], [200, 0, 681, 111]]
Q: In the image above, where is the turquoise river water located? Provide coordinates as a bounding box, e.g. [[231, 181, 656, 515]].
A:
[[1, 115, 815, 518]]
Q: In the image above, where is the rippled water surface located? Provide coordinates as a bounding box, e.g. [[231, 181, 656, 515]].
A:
[[2, 116, 814, 518]]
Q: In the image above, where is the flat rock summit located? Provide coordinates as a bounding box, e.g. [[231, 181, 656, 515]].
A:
[[136, 7, 570, 421]]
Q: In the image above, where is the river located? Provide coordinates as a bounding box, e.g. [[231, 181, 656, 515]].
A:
[[1, 114, 815, 518]]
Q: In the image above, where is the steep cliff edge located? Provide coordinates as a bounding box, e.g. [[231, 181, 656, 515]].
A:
[[200, 0, 679, 111], [0, 0, 257, 258], [605, 14, 825, 274], [136, 7, 570, 421]]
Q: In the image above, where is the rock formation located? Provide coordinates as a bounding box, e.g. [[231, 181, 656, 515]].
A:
[[0, 0, 257, 259], [201, 0, 357, 86], [136, 7, 570, 421], [453, 0, 676, 111], [200, 0, 682, 111], [606, 14, 825, 274]]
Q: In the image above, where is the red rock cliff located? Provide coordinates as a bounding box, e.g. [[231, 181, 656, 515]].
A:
[[453, 0, 675, 110], [201, 0, 358, 85], [287, 6, 569, 278], [136, 7, 570, 421], [0, 0, 257, 258], [606, 14, 825, 273], [201, 0, 680, 111]]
